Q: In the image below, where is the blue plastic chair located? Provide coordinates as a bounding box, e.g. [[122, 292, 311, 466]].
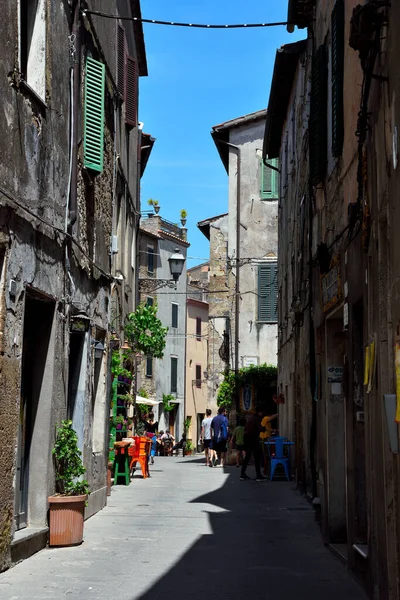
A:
[[269, 437, 290, 481]]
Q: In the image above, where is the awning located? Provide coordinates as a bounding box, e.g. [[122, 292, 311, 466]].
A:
[[135, 396, 161, 406]]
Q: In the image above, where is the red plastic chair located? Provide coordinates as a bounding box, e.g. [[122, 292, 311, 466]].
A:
[[128, 436, 150, 478]]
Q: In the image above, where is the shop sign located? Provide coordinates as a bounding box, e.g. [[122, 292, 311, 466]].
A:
[[321, 257, 342, 313], [240, 384, 255, 413]]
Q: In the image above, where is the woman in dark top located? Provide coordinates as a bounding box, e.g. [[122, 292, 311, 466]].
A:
[[144, 413, 158, 464]]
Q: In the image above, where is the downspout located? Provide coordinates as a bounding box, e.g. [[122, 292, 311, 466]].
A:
[[68, 0, 82, 231], [218, 140, 241, 379]]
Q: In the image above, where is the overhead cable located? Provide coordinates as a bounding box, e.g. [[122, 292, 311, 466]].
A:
[[82, 9, 290, 30]]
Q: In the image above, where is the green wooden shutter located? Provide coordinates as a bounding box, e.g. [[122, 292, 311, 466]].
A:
[[331, 0, 345, 157], [84, 57, 105, 173], [258, 262, 278, 322], [310, 44, 328, 185], [261, 159, 279, 200]]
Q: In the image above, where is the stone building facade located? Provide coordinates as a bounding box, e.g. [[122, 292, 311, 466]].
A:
[[0, 0, 147, 570], [265, 1, 400, 596], [138, 215, 189, 438], [199, 110, 279, 414]]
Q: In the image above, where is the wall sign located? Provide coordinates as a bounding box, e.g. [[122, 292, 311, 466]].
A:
[[240, 384, 255, 413], [321, 257, 342, 313]]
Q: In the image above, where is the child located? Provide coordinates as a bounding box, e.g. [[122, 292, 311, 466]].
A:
[[232, 417, 246, 467]]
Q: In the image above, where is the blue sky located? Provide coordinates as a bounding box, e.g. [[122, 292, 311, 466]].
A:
[[139, 1, 304, 268]]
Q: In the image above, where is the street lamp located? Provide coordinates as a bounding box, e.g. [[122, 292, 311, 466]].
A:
[[138, 247, 186, 292], [168, 248, 186, 281]]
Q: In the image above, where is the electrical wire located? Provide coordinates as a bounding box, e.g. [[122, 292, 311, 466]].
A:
[[82, 9, 290, 30], [0, 185, 113, 281]]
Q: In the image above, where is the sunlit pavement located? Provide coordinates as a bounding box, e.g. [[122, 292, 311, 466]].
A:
[[0, 457, 367, 600]]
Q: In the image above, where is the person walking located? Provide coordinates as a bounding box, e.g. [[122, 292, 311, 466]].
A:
[[232, 417, 246, 468], [201, 409, 214, 467], [144, 412, 158, 465], [211, 407, 229, 468], [240, 407, 266, 481]]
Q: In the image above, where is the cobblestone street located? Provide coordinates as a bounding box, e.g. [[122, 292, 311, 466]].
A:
[[0, 458, 368, 600]]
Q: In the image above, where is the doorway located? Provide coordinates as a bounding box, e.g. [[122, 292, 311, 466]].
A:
[[15, 291, 55, 530], [67, 330, 88, 452], [325, 308, 347, 543]]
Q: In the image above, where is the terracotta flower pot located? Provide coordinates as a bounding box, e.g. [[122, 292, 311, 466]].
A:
[[48, 495, 87, 547]]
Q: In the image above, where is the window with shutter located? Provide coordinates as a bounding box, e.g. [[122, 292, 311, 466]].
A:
[[84, 57, 105, 173], [309, 44, 328, 185], [171, 357, 178, 393], [261, 159, 279, 200], [117, 25, 126, 98], [146, 356, 153, 378], [146, 297, 154, 307], [196, 317, 201, 340], [195, 365, 202, 388], [258, 262, 278, 322], [172, 303, 178, 328], [331, 0, 344, 158], [125, 56, 137, 128]]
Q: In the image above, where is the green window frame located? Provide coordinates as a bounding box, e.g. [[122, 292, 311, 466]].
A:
[[261, 158, 279, 200], [258, 262, 278, 323], [84, 57, 105, 173]]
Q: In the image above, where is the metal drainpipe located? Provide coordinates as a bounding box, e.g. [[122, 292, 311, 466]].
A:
[[68, 0, 82, 231], [218, 140, 241, 378]]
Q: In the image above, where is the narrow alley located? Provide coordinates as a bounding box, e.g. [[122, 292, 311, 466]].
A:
[[0, 459, 367, 600]]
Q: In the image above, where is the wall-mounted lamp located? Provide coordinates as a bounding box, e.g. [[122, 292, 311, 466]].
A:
[[91, 339, 105, 359]]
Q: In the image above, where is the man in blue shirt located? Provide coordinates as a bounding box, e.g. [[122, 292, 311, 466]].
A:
[[211, 407, 229, 467]]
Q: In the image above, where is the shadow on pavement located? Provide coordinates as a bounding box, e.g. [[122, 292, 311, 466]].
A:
[[135, 465, 367, 600]]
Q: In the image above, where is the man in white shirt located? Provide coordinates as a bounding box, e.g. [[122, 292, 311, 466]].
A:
[[201, 409, 214, 467]]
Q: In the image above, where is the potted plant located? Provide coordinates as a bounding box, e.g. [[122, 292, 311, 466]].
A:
[[48, 420, 89, 547], [116, 415, 126, 430], [180, 209, 187, 226], [148, 198, 160, 214], [185, 440, 193, 456]]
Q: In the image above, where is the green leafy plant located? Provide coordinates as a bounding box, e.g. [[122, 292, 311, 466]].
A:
[[111, 351, 123, 377], [180, 209, 187, 219], [52, 421, 89, 497], [186, 440, 193, 451], [162, 394, 176, 413], [137, 403, 150, 414], [116, 415, 127, 426], [183, 416, 192, 433], [124, 303, 168, 359], [216, 364, 278, 409], [147, 198, 159, 207], [137, 388, 149, 398]]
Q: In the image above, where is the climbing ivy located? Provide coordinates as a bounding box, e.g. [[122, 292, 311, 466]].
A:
[[124, 303, 168, 359], [216, 364, 278, 409], [162, 394, 176, 413]]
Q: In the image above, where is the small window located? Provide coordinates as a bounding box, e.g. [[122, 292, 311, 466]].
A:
[[331, 0, 345, 157], [196, 317, 201, 341], [258, 262, 278, 323], [146, 356, 153, 378], [195, 365, 202, 388], [171, 357, 178, 393], [172, 303, 178, 328], [261, 159, 279, 200], [147, 247, 154, 274], [147, 297, 154, 307], [19, 0, 46, 100]]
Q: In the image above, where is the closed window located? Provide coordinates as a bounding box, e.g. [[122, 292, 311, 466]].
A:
[[196, 317, 201, 341], [19, 0, 46, 100], [147, 297, 154, 307], [258, 262, 278, 323], [84, 57, 105, 173], [172, 303, 178, 328], [147, 247, 154, 274], [261, 159, 279, 200], [310, 44, 328, 185], [171, 357, 178, 393], [146, 356, 153, 378], [195, 365, 202, 388]]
